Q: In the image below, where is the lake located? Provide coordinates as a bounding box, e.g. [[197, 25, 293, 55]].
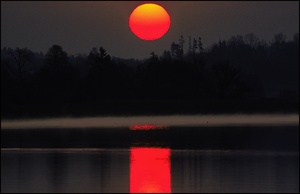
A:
[[1, 114, 299, 193]]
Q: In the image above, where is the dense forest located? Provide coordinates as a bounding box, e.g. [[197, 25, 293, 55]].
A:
[[1, 33, 299, 118]]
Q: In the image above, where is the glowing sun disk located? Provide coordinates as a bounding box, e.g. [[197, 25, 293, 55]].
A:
[[129, 3, 171, 40]]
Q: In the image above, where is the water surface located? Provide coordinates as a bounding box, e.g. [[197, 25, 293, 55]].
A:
[[1, 114, 299, 193], [1, 148, 298, 193]]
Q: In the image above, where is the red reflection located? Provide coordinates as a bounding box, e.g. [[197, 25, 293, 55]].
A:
[[130, 147, 171, 193], [130, 125, 168, 130]]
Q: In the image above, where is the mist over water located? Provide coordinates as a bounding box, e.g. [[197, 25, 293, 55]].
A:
[[1, 114, 299, 129]]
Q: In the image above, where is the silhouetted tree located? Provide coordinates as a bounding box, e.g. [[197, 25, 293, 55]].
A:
[[1, 32, 299, 118], [45, 44, 68, 68], [87, 47, 111, 67], [170, 42, 180, 59], [178, 34, 185, 58], [198, 37, 204, 53], [36, 45, 81, 105], [150, 51, 158, 60], [188, 36, 192, 54], [272, 33, 286, 46], [99, 47, 111, 63], [244, 33, 259, 48], [6, 47, 34, 83], [192, 38, 198, 54], [85, 46, 112, 101], [160, 50, 172, 62]]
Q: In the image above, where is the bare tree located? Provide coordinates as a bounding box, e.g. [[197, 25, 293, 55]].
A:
[[7, 47, 34, 82], [244, 33, 259, 48], [272, 33, 286, 46]]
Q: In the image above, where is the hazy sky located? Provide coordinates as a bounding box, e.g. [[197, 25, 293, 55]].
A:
[[1, 1, 299, 59]]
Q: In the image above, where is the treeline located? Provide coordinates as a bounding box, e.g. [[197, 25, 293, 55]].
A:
[[1, 33, 299, 118]]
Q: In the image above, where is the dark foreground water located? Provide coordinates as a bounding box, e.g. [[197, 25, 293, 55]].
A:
[[1, 124, 299, 193]]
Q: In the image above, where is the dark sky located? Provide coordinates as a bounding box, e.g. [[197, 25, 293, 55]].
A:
[[1, 1, 299, 59]]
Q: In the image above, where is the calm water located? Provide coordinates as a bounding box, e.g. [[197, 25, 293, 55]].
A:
[[1, 148, 299, 193], [1, 115, 299, 193]]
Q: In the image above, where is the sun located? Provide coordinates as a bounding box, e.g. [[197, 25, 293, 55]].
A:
[[129, 3, 171, 41]]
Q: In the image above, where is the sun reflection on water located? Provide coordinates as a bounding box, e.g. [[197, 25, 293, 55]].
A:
[[130, 147, 171, 193]]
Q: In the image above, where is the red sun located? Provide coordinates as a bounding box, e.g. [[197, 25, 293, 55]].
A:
[[129, 3, 171, 41]]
